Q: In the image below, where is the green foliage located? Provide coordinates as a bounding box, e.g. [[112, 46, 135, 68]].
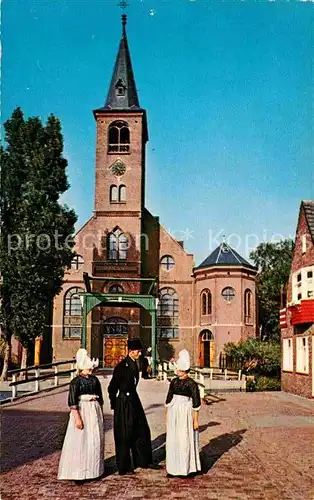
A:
[[250, 240, 294, 342], [254, 376, 281, 392], [0, 108, 77, 349], [224, 338, 281, 377]]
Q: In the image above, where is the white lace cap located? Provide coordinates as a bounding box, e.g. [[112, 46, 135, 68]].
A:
[[176, 349, 190, 371], [76, 348, 99, 370]]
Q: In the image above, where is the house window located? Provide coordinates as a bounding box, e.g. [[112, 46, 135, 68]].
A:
[[160, 255, 175, 271], [109, 284, 124, 293], [282, 338, 293, 371], [292, 266, 314, 302], [244, 289, 253, 324], [108, 228, 128, 260], [63, 287, 84, 339], [302, 234, 307, 254], [108, 120, 130, 153], [296, 336, 309, 373], [157, 287, 179, 339], [70, 255, 84, 271], [222, 287, 235, 302], [103, 317, 128, 336], [110, 185, 126, 203], [201, 289, 212, 315]]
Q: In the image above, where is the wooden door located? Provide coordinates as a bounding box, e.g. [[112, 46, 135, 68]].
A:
[[104, 336, 127, 368]]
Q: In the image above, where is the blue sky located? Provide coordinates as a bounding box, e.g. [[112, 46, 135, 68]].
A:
[[2, 0, 313, 265]]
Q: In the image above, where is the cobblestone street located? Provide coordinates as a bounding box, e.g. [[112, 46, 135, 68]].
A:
[[1, 376, 314, 500]]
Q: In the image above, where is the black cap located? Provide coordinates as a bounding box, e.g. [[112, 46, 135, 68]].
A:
[[128, 338, 143, 351]]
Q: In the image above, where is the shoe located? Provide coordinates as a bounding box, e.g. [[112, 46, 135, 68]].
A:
[[119, 471, 135, 476], [143, 463, 162, 470]]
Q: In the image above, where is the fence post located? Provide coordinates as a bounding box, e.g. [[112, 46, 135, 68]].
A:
[[35, 368, 40, 392], [12, 374, 17, 399], [224, 369, 227, 380], [199, 373, 205, 398], [210, 368, 213, 380], [238, 369, 242, 381], [54, 365, 58, 386], [70, 363, 76, 381]]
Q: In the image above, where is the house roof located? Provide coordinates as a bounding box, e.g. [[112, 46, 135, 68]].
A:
[[195, 242, 256, 270], [302, 200, 314, 242]]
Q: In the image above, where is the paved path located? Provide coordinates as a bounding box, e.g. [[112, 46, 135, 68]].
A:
[[1, 376, 314, 500]]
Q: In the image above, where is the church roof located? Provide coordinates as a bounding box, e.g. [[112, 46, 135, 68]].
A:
[[302, 200, 314, 242], [196, 243, 256, 270], [103, 15, 140, 111]]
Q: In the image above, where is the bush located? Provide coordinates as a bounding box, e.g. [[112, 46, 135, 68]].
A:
[[224, 339, 281, 377], [254, 376, 281, 392]]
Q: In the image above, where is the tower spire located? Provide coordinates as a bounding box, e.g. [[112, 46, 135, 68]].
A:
[[104, 8, 140, 110]]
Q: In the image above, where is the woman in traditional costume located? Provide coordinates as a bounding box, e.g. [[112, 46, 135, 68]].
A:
[[58, 348, 104, 481], [165, 349, 202, 477]]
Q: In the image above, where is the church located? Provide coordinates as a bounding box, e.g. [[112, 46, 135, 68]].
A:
[[52, 15, 258, 368]]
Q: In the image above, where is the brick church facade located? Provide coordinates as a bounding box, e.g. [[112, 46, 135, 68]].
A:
[[52, 16, 258, 367]]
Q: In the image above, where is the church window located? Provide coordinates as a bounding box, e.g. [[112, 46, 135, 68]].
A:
[[157, 287, 179, 339], [119, 185, 126, 202], [109, 284, 124, 293], [110, 185, 119, 202], [63, 287, 84, 339], [103, 317, 128, 336], [108, 228, 128, 261], [201, 289, 212, 315], [222, 286, 235, 302], [70, 255, 84, 271], [115, 78, 126, 97], [160, 255, 175, 271], [108, 121, 130, 153], [244, 289, 253, 324]]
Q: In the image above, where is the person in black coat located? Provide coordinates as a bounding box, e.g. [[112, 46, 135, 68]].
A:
[[108, 338, 161, 475]]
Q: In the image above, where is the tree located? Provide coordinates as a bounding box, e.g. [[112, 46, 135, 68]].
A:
[[0, 108, 77, 379], [249, 240, 294, 342]]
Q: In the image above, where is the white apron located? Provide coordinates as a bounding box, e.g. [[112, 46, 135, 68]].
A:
[[166, 394, 201, 476], [58, 395, 104, 480]]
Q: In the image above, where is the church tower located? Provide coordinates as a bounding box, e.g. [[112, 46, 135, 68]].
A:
[[93, 14, 148, 220]]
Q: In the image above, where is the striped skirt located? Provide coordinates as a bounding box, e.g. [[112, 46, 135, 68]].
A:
[[58, 396, 104, 480]]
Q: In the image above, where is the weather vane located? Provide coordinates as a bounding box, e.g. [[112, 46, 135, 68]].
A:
[[118, 0, 129, 12]]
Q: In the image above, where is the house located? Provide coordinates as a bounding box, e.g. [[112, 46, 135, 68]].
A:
[[281, 200, 314, 399]]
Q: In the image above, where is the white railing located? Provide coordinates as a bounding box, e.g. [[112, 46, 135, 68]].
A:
[[6, 359, 76, 401], [157, 361, 206, 398]]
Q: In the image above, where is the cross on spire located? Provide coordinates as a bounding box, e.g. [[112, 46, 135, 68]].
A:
[[118, 0, 129, 13]]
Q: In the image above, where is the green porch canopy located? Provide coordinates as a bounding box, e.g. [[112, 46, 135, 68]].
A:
[[80, 273, 158, 375]]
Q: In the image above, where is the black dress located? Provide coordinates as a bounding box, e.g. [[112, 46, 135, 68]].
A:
[[108, 356, 153, 474], [68, 374, 104, 408]]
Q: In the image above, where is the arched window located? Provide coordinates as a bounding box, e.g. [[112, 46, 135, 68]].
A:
[[201, 289, 212, 315], [103, 317, 128, 336], [108, 121, 130, 153], [160, 255, 175, 271], [222, 287, 235, 302], [109, 284, 124, 294], [110, 185, 118, 202], [244, 289, 253, 323], [201, 330, 214, 342], [71, 255, 84, 271], [119, 185, 126, 202], [63, 287, 84, 338], [108, 228, 128, 261], [157, 287, 179, 339]]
